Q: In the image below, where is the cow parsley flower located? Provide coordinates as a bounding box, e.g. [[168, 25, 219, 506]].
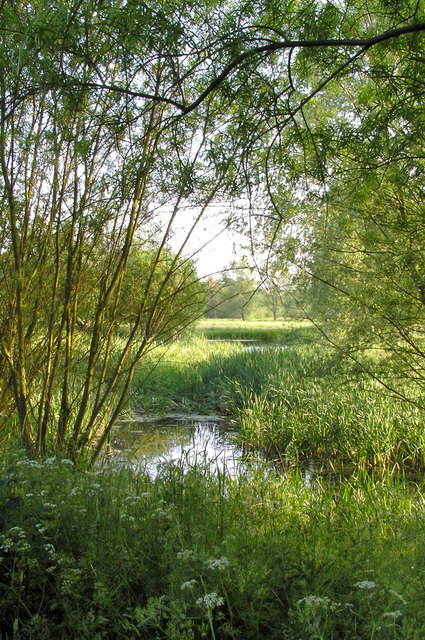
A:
[[383, 610, 402, 620], [353, 581, 376, 590], [177, 549, 195, 562], [389, 589, 407, 605], [196, 593, 224, 610], [180, 579, 197, 591], [205, 557, 229, 571]]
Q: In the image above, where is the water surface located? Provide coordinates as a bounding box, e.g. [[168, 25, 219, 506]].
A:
[[109, 415, 244, 478]]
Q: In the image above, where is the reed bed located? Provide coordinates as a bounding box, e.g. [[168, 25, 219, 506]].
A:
[[132, 337, 425, 470]]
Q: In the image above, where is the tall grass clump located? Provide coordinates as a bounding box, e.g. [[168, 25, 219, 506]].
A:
[[1, 449, 425, 638], [131, 337, 245, 413], [131, 337, 316, 415], [231, 346, 425, 469]]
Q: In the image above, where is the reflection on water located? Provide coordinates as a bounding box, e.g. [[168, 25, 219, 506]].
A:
[[106, 416, 364, 486], [108, 417, 245, 478]]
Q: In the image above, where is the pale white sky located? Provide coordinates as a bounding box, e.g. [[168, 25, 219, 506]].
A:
[[164, 203, 248, 278]]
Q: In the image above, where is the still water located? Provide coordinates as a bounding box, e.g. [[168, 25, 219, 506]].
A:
[[108, 415, 246, 478]]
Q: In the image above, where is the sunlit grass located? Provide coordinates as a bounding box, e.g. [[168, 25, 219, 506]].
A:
[[4, 324, 425, 638], [193, 317, 319, 343], [195, 318, 307, 329], [132, 334, 425, 470]]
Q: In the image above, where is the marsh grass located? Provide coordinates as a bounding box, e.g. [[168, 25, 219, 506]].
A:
[[1, 452, 425, 639], [132, 337, 425, 470], [131, 337, 244, 413], [3, 324, 425, 638]]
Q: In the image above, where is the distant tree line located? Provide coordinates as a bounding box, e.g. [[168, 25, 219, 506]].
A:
[[203, 260, 301, 321]]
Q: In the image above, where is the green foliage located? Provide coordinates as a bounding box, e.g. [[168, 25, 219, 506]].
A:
[[1, 452, 425, 639], [116, 245, 206, 335], [204, 260, 260, 320], [1, 0, 425, 457], [234, 0, 425, 399], [0, 0, 222, 459]]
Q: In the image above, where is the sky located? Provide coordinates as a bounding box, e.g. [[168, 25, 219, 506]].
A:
[[164, 203, 248, 278]]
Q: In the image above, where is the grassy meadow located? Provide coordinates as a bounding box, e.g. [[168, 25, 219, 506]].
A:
[[2, 319, 425, 638], [193, 318, 317, 344]]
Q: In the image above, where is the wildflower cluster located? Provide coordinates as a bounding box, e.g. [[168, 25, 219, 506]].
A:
[[353, 580, 376, 590], [1, 526, 31, 554], [180, 579, 198, 591], [196, 592, 225, 610], [205, 556, 229, 571]]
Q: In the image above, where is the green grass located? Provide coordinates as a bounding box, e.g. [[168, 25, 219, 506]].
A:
[[132, 337, 425, 470], [130, 337, 244, 414], [4, 322, 425, 638], [1, 452, 425, 639], [193, 318, 319, 344]]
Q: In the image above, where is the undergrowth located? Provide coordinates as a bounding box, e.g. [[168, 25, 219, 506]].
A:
[[3, 325, 425, 638], [1, 453, 425, 639]]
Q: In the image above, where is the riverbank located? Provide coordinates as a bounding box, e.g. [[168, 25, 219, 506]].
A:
[[132, 333, 425, 470]]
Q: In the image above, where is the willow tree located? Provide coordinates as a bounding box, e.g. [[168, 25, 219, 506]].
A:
[[218, 0, 425, 403], [0, 0, 242, 460]]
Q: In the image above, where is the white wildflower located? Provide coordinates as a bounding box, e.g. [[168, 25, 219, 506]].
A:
[[180, 579, 197, 591], [353, 581, 376, 590], [383, 610, 402, 620], [177, 549, 196, 562], [1, 538, 13, 552], [155, 506, 172, 519], [205, 557, 230, 571], [389, 589, 407, 605], [298, 595, 331, 608], [17, 460, 41, 469], [43, 544, 55, 555], [120, 514, 135, 522], [196, 592, 224, 610]]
